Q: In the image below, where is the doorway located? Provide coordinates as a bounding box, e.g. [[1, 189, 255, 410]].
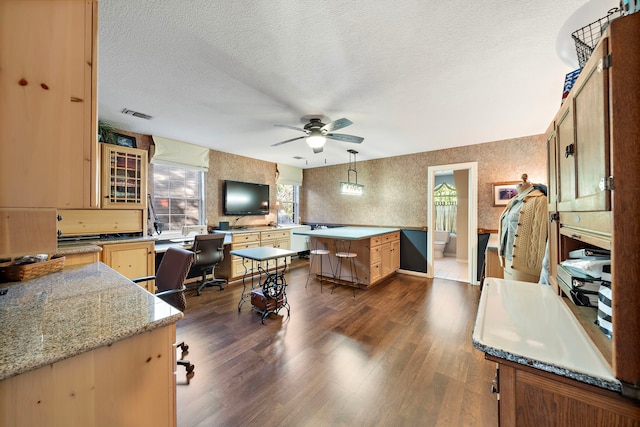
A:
[[427, 162, 478, 285]]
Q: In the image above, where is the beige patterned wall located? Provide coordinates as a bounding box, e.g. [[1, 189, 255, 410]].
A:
[[301, 134, 547, 231], [142, 132, 546, 231], [205, 150, 278, 228]]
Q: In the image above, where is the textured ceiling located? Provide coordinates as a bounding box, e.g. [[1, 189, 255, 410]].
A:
[[97, 0, 616, 169]]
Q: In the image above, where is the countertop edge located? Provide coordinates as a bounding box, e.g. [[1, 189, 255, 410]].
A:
[[292, 226, 401, 240], [471, 337, 621, 392], [0, 313, 182, 382]]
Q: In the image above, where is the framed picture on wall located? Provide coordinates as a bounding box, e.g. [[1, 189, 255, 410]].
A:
[[492, 181, 520, 206], [115, 133, 137, 148]]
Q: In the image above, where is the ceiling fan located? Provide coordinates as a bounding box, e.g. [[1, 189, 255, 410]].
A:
[[272, 117, 364, 153]]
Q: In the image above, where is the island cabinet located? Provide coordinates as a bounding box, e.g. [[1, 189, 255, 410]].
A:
[[0, 324, 177, 427], [0, 0, 98, 210], [0, 264, 181, 427], [309, 230, 400, 288]]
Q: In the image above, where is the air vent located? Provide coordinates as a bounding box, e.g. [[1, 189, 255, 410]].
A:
[[121, 108, 153, 120]]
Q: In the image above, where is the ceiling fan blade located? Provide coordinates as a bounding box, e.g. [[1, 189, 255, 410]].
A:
[[321, 118, 352, 133], [312, 146, 324, 154], [271, 136, 305, 147], [326, 133, 364, 143], [274, 124, 307, 133]]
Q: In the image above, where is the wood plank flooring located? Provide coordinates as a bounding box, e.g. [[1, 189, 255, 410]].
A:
[[176, 259, 497, 426]]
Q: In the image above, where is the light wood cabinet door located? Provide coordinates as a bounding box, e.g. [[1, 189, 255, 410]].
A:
[[391, 239, 400, 271], [571, 39, 611, 212], [101, 144, 148, 209], [555, 101, 575, 212], [0, 0, 98, 209], [101, 241, 155, 292], [0, 324, 177, 427]]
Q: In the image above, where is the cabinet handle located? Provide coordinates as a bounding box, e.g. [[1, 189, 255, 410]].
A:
[[564, 143, 575, 158], [571, 233, 582, 239], [70, 96, 83, 102]]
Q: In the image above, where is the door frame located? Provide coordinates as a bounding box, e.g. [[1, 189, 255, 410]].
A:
[[427, 162, 479, 285]]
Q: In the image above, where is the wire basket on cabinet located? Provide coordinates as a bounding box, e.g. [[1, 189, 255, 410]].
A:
[[571, 8, 621, 68]]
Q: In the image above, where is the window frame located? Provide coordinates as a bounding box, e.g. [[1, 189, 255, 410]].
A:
[[150, 164, 206, 238]]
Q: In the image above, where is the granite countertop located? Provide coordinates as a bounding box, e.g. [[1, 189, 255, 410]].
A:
[[291, 226, 400, 240], [472, 277, 619, 392], [54, 236, 158, 257], [0, 262, 182, 381]]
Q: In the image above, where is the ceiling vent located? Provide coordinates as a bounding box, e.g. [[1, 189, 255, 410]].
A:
[[121, 108, 153, 120], [292, 156, 305, 160]]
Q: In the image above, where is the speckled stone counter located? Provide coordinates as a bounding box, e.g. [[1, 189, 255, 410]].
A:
[[0, 262, 182, 381], [54, 243, 102, 257], [472, 277, 620, 392], [55, 235, 158, 255]]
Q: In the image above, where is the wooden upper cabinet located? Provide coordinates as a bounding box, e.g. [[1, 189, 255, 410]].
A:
[[0, 0, 98, 209], [556, 39, 611, 213], [555, 101, 575, 212], [101, 144, 148, 210], [572, 39, 611, 212]]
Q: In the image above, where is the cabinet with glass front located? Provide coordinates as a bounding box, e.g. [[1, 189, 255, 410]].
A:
[[101, 144, 147, 209]]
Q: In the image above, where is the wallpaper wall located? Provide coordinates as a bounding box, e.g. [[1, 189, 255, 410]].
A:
[[126, 128, 546, 232], [301, 134, 547, 231], [205, 150, 278, 228]]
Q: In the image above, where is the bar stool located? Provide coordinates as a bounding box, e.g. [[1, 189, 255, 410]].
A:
[[334, 240, 359, 297], [306, 242, 333, 293]]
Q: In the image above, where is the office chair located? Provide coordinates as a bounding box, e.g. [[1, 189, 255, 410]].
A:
[[191, 233, 227, 296], [133, 246, 195, 383]]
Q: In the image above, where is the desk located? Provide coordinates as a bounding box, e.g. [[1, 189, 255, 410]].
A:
[[230, 246, 296, 322]]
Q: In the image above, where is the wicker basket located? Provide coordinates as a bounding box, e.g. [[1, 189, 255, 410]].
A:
[[0, 256, 65, 282]]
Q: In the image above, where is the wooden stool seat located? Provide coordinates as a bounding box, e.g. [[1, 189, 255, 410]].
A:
[[307, 248, 333, 292]]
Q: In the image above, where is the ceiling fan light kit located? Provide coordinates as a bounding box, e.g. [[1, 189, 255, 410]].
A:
[[306, 129, 326, 148], [272, 117, 364, 154]]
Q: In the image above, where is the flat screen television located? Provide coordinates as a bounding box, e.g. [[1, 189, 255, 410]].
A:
[[223, 180, 270, 216]]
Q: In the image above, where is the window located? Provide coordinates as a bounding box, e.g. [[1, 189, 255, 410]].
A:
[[152, 164, 205, 233], [276, 184, 299, 224]]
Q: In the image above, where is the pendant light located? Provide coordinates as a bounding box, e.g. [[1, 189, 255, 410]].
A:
[[339, 149, 364, 195]]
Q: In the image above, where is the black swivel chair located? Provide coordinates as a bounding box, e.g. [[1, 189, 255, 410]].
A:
[[133, 246, 195, 383], [191, 233, 227, 296]]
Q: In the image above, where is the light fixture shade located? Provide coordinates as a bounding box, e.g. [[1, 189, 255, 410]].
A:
[[306, 129, 326, 148], [339, 181, 364, 195]]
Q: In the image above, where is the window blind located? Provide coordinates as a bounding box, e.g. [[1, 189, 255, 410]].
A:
[[276, 163, 303, 186], [151, 136, 210, 171]]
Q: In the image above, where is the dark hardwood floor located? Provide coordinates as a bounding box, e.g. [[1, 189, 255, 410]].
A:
[[176, 259, 498, 427]]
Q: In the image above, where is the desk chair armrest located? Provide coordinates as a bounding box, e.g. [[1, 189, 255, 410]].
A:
[[156, 285, 187, 298], [132, 275, 156, 284]]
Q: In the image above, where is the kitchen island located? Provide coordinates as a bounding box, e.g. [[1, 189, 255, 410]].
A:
[[0, 262, 182, 427], [293, 227, 401, 288]]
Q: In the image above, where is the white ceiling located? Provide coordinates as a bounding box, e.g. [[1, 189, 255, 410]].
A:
[[97, 0, 616, 169]]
